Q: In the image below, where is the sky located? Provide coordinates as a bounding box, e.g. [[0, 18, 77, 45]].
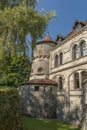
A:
[[36, 0, 87, 41]]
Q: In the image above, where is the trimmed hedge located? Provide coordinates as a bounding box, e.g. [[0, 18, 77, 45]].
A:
[[0, 88, 23, 130]]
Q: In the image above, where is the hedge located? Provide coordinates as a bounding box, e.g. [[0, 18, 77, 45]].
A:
[[0, 87, 23, 130]]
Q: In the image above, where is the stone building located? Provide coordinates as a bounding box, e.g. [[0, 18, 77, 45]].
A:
[[19, 20, 87, 125]]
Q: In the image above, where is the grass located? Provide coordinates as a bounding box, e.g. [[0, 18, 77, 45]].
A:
[[22, 116, 79, 130]]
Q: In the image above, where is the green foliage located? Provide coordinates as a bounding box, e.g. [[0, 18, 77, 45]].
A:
[[0, 54, 31, 87], [0, 0, 55, 55], [0, 0, 36, 10], [23, 116, 79, 130], [0, 88, 23, 130], [0, 0, 55, 87]]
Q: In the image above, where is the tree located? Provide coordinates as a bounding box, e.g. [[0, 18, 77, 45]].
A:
[[0, 0, 36, 9], [0, 0, 55, 87], [0, 54, 31, 87], [0, 0, 55, 56]]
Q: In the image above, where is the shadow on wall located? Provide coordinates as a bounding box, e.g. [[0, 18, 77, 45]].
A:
[[79, 80, 87, 129], [19, 83, 87, 128], [20, 86, 57, 119], [56, 91, 82, 126]]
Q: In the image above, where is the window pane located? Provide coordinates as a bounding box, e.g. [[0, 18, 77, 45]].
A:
[[74, 73, 80, 89], [54, 54, 58, 67], [81, 42, 86, 56], [59, 52, 63, 65], [73, 45, 79, 59]]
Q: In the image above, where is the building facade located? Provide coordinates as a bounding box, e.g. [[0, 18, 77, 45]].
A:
[[19, 20, 87, 125]]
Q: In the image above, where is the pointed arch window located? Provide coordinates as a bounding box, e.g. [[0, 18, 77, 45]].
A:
[[73, 45, 79, 59], [80, 41, 86, 56], [54, 54, 58, 67], [74, 73, 80, 89], [59, 52, 63, 65]]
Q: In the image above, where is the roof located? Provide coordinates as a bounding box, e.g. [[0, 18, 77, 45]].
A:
[[21, 79, 57, 86], [56, 20, 87, 41], [83, 20, 87, 25], [36, 35, 57, 45], [42, 36, 53, 42], [66, 20, 87, 38]]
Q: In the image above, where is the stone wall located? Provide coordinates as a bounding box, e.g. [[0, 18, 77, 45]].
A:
[[49, 26, 87, 125], [19, 84, 57, 118], [19, 24, 87, 126], [30, 42, 56, 80]]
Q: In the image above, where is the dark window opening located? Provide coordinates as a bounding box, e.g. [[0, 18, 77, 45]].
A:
[[59, 77, 63, 90], [34, 86, 39, 91], [54, 54, 58, 67], [74, 73, 80, 89], [50, 87, 52, 92], [59, 52, 63, 65], [38, 67, 43, 72]]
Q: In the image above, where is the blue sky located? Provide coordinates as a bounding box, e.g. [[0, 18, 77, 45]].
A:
[[36, 0, 87, 41]]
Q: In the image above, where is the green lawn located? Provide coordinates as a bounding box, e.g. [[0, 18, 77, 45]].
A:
[[22, 116, 79, 130]]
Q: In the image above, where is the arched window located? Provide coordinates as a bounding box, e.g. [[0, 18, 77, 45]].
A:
[[73, 45, 79, 59], [59, 52, 63, 65], [74, 73, 80, 89], [80, 41, 86, 56], [81, 71, 87, 82], [54, 54, 58, 67], [59, 77, 63, 90]]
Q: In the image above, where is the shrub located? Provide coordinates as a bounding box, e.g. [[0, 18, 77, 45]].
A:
[[0, 87, 23, 130]]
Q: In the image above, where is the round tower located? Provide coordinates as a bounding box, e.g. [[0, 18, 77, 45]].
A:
[[30, 36, 57, 80], [19, 36, 58, 118]]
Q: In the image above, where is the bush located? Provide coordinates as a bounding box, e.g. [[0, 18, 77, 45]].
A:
[[0, 87, 23, 130]]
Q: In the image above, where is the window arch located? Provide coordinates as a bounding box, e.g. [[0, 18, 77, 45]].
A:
[[72, 44, 79, 59], [54, 54, 58, 67], [59, 52, 63, 65], [74, 73, 80, 89], [59, 76, 63, 90], [80, 41, 86, 57]]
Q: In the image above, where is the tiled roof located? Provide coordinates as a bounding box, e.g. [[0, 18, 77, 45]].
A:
[[21, 79, 57, 86], [83, 20, 87, 25], [65, 30, 75, 38], [42, 36, 53, 42]]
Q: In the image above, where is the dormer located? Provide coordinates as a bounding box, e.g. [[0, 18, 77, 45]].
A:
[[56, 34, 65, 44], [73, 20, 85, 31]]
